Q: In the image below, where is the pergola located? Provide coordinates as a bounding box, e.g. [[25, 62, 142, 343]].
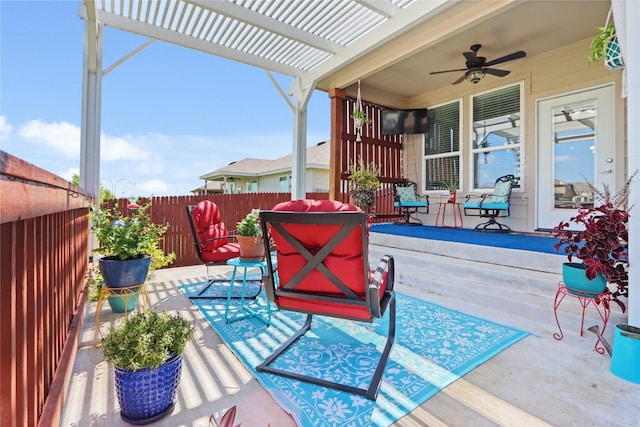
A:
[[78, 0, 452, 201], [78, 0, 640, 325]]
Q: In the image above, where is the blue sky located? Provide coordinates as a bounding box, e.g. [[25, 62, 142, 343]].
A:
[[0, 1, 330, 197]]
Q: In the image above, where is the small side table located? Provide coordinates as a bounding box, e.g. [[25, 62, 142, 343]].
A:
[[225, 257, 272, 325], [553, 281, 611, 354], [95, 283, 148, 341], [436, 202, 463, 228]]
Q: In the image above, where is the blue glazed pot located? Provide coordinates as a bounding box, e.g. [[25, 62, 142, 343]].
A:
[[107, 292, 140, 313], [562, 262, 607, 295], [114, 354, 183, 424], [99, 255, 151, 288]]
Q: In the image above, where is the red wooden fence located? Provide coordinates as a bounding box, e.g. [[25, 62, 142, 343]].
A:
[[1, 151, 90, 427], [109, 191, 398, 269]]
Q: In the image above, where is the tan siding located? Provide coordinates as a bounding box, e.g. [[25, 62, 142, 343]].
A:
[[400, 38, 624, 231]]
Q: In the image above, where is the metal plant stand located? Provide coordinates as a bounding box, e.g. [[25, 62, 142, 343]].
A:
[[553, 281, 611, 354]]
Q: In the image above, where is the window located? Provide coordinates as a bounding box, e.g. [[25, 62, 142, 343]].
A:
[[246, 181, 258, 193], [424, 100, 461, 190], [471, 84, 522, 189], [279, 176, 291, 192]]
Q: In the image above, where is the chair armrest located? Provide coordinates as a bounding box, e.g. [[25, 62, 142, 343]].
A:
[[369, 255, 394, 318], [193, 234, 237, 247], [464, 193, 490, 202]]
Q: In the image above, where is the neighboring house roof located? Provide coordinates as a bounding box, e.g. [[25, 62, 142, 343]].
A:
[[200, 141, 329, 181], [190, 181, 224, 194]]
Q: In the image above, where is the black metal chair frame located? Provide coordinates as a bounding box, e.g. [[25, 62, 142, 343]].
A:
[[463, 175, 518, 232], [185, 205, 261, 299], [392, 179, 429, 225], [256, 210, 396, 400]]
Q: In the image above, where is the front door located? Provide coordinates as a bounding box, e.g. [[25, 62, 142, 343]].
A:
[[536, 85, 615, 230]]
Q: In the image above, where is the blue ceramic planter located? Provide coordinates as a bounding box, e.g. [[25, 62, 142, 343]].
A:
[[114, 354, 183, 424], [99, 255, 151, 288], [562, 262, 607, 295], [99, 255, 150, 312]]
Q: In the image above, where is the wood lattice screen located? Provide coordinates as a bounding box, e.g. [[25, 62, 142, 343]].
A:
[[329, 89, 405, 221]]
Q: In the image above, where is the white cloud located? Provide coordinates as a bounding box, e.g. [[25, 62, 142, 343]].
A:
[[0, 116, 13, 140], [17, 120, 152, 162], [556, 154, 572, 163], [60, 167, 79, 182], [101, 133, 151, 162], [19, 119, 80, 157], [137, 178, 168, 195]]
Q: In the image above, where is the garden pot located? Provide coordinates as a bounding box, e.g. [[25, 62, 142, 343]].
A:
[[562, 262, 607, 295], [237, 236, 265, 261], [448, 191, 457, 203], [604, 37, 624, 71], [114, 354, 183, 424], [107, 292, 140, 313], [610, 325, 640, 384], [99, 255, 151, 312]]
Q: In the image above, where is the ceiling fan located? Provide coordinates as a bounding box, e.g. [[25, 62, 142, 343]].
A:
[[430, 44, 526, 85]]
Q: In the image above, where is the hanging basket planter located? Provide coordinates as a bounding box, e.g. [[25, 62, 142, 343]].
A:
[[351, 80, 370, 142], [604, 37, 624, 71]]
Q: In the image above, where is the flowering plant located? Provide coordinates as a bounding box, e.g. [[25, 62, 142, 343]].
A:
[[92, 201, 175, 265], [552, 172, 635, 312]]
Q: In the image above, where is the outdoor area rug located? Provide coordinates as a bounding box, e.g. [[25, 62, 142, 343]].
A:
[[371, 223, 561, 255], [180, 284, 529, 426]]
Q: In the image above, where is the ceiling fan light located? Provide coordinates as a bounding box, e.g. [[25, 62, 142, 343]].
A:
[[467, 69, 485, 84]]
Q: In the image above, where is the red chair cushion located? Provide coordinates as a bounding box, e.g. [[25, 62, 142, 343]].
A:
[[270, 200, 378, 320], [191, 200, 229, 251], [199, 242, 241, 263]]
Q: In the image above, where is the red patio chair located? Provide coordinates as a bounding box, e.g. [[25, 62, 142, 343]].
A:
[[185, 200, 248, 298], [256, 199, 395, 400]]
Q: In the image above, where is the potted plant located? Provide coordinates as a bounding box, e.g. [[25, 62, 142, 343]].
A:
[[447, 181, 459, 203], [91, 201, 175, 312], [101, 309, 195, 424], [348, 157, 381, 211], [236, 209, 265, 261], [552, 173, 635, 312], [587, 19, 624, 70]]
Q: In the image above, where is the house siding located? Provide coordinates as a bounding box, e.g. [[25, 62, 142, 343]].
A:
[[401, 38, 624, 232]]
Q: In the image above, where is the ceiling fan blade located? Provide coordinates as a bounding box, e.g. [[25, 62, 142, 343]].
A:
[[463, 51, 477, 64], [484, 50, 526, 67], [429, 68, 468, 75], [484, 68, 511, 77], [452, 73, 467, 85]]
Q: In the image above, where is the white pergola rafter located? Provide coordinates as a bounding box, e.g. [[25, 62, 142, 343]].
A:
[[78, 0, 453, 203]]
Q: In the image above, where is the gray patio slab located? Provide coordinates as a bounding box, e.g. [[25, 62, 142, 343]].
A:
[[61, 243, 640, 427]]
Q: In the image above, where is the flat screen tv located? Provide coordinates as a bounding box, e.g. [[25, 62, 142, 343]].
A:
[[382, 108, 428, 135]]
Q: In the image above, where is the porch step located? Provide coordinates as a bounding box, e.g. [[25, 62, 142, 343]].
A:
[[368, 233, 626, 339]]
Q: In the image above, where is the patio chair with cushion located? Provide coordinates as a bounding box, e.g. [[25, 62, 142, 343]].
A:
[[392, 179, 429, 225], [256, 199, 396, 400], [463, 174, 518, 231], [185, 200, 249, 298]]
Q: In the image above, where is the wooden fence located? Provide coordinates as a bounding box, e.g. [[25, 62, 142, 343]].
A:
[[110, 192, 399, 269], [1, 151, 90, 427]]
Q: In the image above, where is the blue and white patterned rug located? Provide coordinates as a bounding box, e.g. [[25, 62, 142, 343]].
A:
[[180, 284, 528, 426]]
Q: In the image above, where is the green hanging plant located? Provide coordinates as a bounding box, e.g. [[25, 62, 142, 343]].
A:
[[587, 21, 616, 63]]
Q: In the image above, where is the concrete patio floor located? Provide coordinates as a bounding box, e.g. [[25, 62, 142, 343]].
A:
[[61, 240, 640, 427]]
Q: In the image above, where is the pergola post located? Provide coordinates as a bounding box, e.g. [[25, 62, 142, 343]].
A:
[[328, 88, 346, 201]]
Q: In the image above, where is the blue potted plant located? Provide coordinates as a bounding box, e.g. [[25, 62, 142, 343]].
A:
[[101, 309, 195, 424], [91, 201, 175, 312]]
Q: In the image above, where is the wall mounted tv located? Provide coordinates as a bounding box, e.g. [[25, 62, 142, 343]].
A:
[[382, 108, 428, 135]]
